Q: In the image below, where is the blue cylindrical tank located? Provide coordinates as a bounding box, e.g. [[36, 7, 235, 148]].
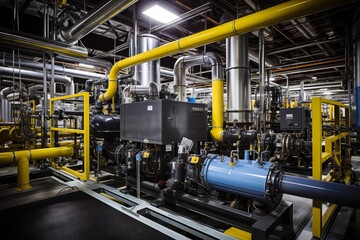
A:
[[201, 154, 282, 207]]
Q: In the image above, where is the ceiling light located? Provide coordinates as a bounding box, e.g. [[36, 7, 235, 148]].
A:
[[143, 5, 179, 24], [79, 63, 94, 68]]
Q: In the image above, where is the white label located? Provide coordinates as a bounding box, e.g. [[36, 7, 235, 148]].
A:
[[166, 145, 172, 152], [147, 105, 153, 111], [285, 114, 293, 119]]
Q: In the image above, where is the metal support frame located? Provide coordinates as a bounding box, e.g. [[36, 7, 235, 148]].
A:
[[311, 97, 350, 238], [50, 92, 90, 181], [165, 193, 294, 240]]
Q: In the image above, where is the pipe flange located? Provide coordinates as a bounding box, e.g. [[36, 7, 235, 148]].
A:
[[265, 162, 283, 209]]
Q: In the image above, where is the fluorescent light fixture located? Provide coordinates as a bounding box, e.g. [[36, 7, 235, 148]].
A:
[[143, 5, 179, 24], [79, 63, 94, 68]]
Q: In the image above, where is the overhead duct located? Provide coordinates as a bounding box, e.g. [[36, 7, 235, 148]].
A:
[[59, 0, 137, 44], [0, 29, 88, 58], [2, 58, 105, 80], [160, 68, 210, 83], [226, 34, 251, 123], [0, 67, 74, 95], [173, 52, 223, 101], [56, 56, 112, 72], [134, 34, 161, 88]]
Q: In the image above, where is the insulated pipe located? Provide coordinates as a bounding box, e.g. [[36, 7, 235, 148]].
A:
[[173, 52, 223, 101], [0, 87, 13, 121], [2, 58, 105, 80], [0, 30, 88, 58], [134, 34, 160, 88], [59, 0, 137, 44], [160, 68, 210, 83], [0, 67, 74, 95], [226, 34, 251, 123], [0, 146, 73, 190], [56, 56, 112, 72]]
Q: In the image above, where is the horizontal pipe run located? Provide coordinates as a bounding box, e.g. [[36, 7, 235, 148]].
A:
[[0, 66, 74, 95], [2, 58, 105, 80], [0, 146, 73, 191], [0, 29, 88, 58], [0, 146, 74, 165], [280, 175, 360, 209]]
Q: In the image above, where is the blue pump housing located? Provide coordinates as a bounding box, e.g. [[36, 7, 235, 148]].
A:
[[201, 154, 282, 208]]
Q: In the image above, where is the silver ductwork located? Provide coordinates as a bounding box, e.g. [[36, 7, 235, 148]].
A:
[[134, 34, 160, 88], [56, 56, 112, 72], [0, 30, 88, 58], [173, 52, 223, 101], [0, 87, 14, 121], [1, 58, 105, 80], [0, 67, 74, 95], [160, 68, 210, 83], [226, 35, 251, 123], [59, 0, 138, 44]]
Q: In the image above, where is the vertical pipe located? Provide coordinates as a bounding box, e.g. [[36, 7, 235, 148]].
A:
[[259, 29, 266, 133], [354, 12, 360, 127], [42, 6, 48, 148], [134, 34, 160, 88], [226, 34, 251, 123], [16, 157, 31, 191]]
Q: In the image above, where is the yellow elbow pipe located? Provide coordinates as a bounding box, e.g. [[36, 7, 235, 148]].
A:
[[99, 0, 352, 101], [0, 147, 73, 190], [0, 146, 73, 165], [210, 80, 224, 142]]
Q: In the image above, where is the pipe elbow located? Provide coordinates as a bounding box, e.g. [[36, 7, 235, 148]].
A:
[[210, 128, 223, 142], [99, 65, 119, 102]]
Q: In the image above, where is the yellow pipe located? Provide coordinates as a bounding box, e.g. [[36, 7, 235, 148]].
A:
[[17, 157, 31, 191], [210, 80, 224, 142], [0, 146, 73, 190], [0, 146, 73, 165], [99, 0, 351, 102]]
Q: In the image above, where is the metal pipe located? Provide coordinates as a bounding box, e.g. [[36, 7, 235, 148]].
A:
[[160, 68, 210, 83], [259, 29, 266, 132], [0, 87, 13, 121], [0, 29, 88, 58], [134, 34, 160, 88], [59, 0, 137, 44], [202, 155, 360, 209], [56, 55, 112, 72], [0, 66, 74, 95], [353, 13, 360, 128], [267, 37, 344, 56], [279, 175, 360, 209], [0, 146, 73, 190], [173, 52, 223, 101], [226, 34, 251, 123], [3, 58, 105, 79], [100, 0, 352, 102]]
